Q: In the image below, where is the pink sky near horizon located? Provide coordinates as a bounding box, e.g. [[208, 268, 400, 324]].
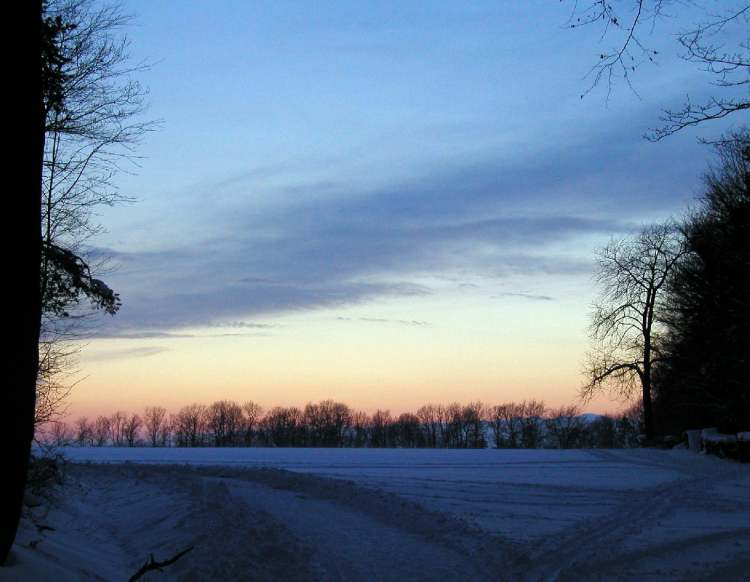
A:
[[64, 299, 635, 423]]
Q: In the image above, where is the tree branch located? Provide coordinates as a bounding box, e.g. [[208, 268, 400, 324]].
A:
[[128, 546, 194, 582]]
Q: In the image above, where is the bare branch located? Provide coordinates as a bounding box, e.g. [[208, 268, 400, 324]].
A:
[[568, 1, 750, 138], [128, 546, 194, 582], [582, 222, 684, 437]]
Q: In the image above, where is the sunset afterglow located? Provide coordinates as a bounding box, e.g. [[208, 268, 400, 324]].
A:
[[66, 1, 736, 418]]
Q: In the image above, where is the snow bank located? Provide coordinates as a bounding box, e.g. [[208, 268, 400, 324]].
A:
[[1, 464, 315, 581], [5, 448, 747, 580]]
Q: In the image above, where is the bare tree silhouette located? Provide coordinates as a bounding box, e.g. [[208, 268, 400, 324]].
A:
[[582, 222, 686, 439]]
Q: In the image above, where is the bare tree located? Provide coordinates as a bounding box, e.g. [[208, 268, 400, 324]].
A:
[[122, 413, 142, 447], [41, 0, 151, 268], [174, 404, 207, 447], [461, 402, 486, 449], [45, 421, 72, 447], [93, 415, 111, 446], [330, 402, 353, 446], [160, 415, 174, 447], [519, 400, 546, 449], [370, 410, 393, 448], [109, 411, 127, 446], [262, 406, 303, 447], [488, 405, 505, 449], [545, 405, 584, 449], [588, 415, 617, 448], [350, 411, 370, 447], [304, 400, 351, 446], [444, 402, 465, 447], [205, 400, 244, 446], [37, 0, 155, 443], [568, 1, 750, 139], [490, 402, 525, 448], [241, 401, 263, 446], [34, 340, 81, 428], [143, 406, 167, 447], [582, 223, 685, 439], [416, 404, 439, 448], [75, 416, 93, 446], [435, 404, 450, 447], [393, 413, 421, 447]]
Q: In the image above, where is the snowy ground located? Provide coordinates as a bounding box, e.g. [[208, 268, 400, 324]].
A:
[[3, 448, 749, 580]]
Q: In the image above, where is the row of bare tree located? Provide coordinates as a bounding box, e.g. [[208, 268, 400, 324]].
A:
[[42, 399, 641, 449]]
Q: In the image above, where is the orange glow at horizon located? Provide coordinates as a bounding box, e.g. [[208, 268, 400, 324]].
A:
[[67, 291, 632, 421]]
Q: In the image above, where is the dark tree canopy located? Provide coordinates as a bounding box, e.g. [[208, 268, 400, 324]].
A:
[[654, 131, 750, 432]]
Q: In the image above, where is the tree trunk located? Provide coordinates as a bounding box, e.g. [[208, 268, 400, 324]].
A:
[[642, 371, 655, 441], [642, 325, 656, 441], [1, 1, 44, 566]]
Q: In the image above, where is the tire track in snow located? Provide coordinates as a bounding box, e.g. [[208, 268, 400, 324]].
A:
[[515, 450, 750, 581], [197, 466, 519, 581]]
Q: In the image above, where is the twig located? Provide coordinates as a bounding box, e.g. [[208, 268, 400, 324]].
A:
[[127, 546, 194, 582]]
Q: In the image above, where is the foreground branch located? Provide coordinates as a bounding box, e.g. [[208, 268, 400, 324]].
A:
[[128, 546, 194, 582]]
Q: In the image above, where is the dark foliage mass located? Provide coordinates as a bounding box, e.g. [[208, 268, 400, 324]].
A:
[[653, 133, 750, 434], [42, 399, 641, 450], [586, 131, 750, 437]]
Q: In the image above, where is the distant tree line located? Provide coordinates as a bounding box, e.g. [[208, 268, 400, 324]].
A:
[[41, 399, 641, 450]]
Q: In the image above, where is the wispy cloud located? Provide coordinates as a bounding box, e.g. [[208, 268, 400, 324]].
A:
[[86, 346, 170, 362], [492, 292, 556, 302], [89, 330, 196, 339], [337, 316, 430, 327], [205, 332, 273, 338], [207, 321, 277, 329]]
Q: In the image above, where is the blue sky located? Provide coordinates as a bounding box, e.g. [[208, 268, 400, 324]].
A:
[[75, 1, 747, 415]]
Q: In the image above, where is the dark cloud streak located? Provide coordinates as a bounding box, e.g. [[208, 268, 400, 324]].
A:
[[94, 124, 701, 336]]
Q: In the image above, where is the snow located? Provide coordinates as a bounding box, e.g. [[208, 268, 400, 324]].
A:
[[59, 446, 685, 490], [703, 433, 738, 443], [3, 448, 749, 580]]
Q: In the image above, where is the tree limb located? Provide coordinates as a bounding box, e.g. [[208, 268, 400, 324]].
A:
[[128, 546, 194, 582]]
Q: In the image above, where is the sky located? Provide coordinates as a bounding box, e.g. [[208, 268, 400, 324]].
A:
[[68, 0, 746, 419]]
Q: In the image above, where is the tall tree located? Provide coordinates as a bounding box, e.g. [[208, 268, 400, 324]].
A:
[[3, 1, 149, 562], [144, 406, 168, 447], [241, 401, 263, 446], [582, 223, 685, 439], [655, 131, 750, 432], [3, 1, 46, 566]]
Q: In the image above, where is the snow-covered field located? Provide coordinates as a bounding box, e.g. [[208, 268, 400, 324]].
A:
[[5, 448, 750, 580]]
